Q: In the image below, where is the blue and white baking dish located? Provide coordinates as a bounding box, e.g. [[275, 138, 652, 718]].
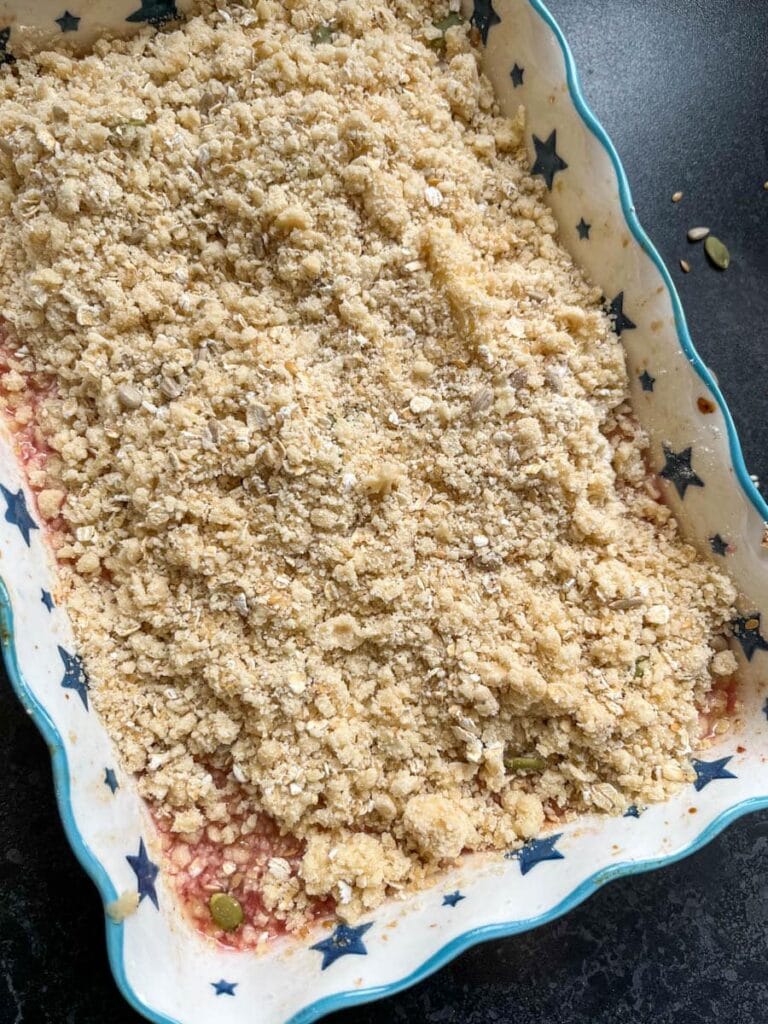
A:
[[1, 2, 767, 1023]]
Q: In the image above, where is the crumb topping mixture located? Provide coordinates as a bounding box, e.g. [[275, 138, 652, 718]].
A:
[[0, 1, 735, 928]]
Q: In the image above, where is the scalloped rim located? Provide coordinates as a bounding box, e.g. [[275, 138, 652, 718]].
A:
[[2, 2, 767, 1023]]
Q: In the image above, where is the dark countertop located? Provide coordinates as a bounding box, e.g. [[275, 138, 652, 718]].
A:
[[1, 2, 767, 1022]]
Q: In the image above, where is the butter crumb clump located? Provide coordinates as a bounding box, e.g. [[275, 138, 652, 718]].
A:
[[0, 1, 735, 926]]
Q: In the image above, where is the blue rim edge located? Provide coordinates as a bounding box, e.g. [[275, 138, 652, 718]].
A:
[[0, 3, 765, 1024]]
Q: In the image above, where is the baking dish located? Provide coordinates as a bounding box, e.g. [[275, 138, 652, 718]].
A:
[[2, 2, 767, 1022]]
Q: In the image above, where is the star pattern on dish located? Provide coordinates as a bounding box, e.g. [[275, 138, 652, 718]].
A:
[[104, 768, 119, 794], [58, 645, 89, 710], [639, 370, 655, 392], [531, 130, 568, 190], [311, 922, 373, 970], [1, 483, 39, 547], [55, 10, 81, 31], [659, 444, 704, 499], [470, 0, 501, 45], [623, 804, 642, 818], [442, 890, 465, 907], [510, 63, 524, 87], [211, 979, 238, 996], [608, 291, 636, 336], [507, 833, 564, 875], [576, 217, 590, 240], [126, 838, 160, 908], [126, 0, 178, 25], [0, 27, 15, 65], [731, 613, 768, 661], [41, 589, 55, 612], [763, 697, 768, 721], [709, 533, 729, 557], [691, 756, 736, 792]]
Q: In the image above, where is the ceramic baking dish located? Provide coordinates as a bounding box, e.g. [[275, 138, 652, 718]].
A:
[[2, 2, 767, 1022]]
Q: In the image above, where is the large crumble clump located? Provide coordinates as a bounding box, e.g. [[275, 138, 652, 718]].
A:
[[0, 0, 736, 928]]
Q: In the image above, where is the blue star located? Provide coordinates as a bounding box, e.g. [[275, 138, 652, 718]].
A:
[[104, 768, 119, 794], [531, 130, 568, 190], [126, 838, 160, 909], [692, 756, 736, 792], [41, 589, 55, 612], [470, 0, 500, 44], [126, 0, 177, 25], [763, 696, 768, 721], [211, 979, 238, 996], [442, 890, 465, 907], [623, 804, 642, 818], [709, 533, 729, 557], [659, 444, 704, 499], [58, 645, 89, 709], [576, 217, 591, 240], [510, 63, 524, 87], [507, 833, 564, 875], [0, 27, 15, 65], [310, 922, 372, 970], [55, 9, 80, 31], [639, 370, 655, 392], [731, 614, 768, 661], [1, 484, 39, 547], [608, 291, 636, 336]]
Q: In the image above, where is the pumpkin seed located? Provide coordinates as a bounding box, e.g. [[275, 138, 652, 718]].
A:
[[504, 755, 546, 772], [634, 655, 650, 678], [311, 22, 335, 45], [687, 226, 710, 242], [704, 235, 730, 270], [209, 892, 244, 931], [429, 11, 464, 47]]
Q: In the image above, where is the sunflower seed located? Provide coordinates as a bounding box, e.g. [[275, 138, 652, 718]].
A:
[[704, 235, 730, 270], [679, 259, 690, 273], [687, 226, 710, 242], [671, 191, 683, 203], [470, 387, 494, 413]]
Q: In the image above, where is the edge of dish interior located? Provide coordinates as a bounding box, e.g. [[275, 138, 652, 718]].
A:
[[1, 3, 766, 1023]]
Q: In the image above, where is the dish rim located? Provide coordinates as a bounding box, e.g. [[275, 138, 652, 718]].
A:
[[2, 2, 767, 1022]]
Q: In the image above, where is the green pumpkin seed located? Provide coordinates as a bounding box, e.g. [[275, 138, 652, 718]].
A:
[[311, 22, 335, 45], [634, 655, 650, 678], [428, 12, 463, 48], [704, 235, 730, 270], [505, 755, 546, 772], [209, 892, 244, 931]]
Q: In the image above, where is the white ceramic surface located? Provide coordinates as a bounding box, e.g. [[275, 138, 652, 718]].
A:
[[1, 3, 767, 1023]]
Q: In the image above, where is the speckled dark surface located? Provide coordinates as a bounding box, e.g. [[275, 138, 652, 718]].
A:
[[1, 2, 767, 1022]]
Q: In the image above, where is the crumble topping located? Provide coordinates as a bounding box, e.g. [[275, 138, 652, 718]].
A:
[[0, 1, 736, 931]]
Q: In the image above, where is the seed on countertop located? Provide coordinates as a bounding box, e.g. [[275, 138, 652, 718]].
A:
[[672, 191, 683, 203], [687, 226, 710, 242], [704, 235, 730, 270], [209, 892, 244, 932], [116, 384, 142, 410], [679, 259, 690, 273], [504, 755, 546, 772]]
